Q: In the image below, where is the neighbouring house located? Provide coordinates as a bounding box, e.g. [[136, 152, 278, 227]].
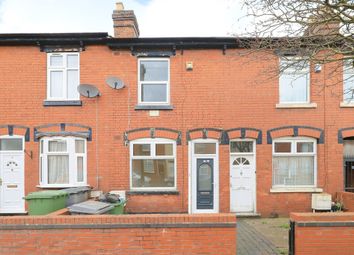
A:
[[0, 2, 353, 217]]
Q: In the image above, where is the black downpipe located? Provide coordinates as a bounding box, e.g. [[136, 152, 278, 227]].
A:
[[289, 221, 295, 255]]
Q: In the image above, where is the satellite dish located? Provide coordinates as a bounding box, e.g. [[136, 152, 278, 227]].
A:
[[106, 76, 125, 90], [77, 84, 101, 98]]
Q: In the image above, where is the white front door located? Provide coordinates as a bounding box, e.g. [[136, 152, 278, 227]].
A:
[[0, 137, 25, 214], [190, 140, 219, 213], [230, 140, 256, 213]]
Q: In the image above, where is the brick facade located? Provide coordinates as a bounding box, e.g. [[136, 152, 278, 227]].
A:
[[0, 42, 352, 216]]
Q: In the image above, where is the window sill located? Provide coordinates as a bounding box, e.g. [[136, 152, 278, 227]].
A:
[[37, 184, 89, 189], [340, 102, 354, 108], [270, 187, 323, 193], [276, 103, 317, 109], [127, 190, 179, 195], [134, 105, 174, 110], [43, 100, 82, 106]]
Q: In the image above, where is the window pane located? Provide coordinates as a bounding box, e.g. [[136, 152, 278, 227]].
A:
[[297, 142, 314, 153], [140, 60, 168, 81], [279, 74, 308, 103], [194, 143, 216, 154], [50, 55, 63, 67], [77, 156, 84, 182], [156, 144, 173, 156], [0, 138, 22, 151], [48, 140, 67, 152], [133, 144, 150, 156], [274, 142, 291, 153], [230, 141, 253, 153], [75, 140, 85, 153], [50, 71, 63, 97], [40, 140, 43, 154], [273, 156, 314, 186], [48, 155, 69, 184], [67, 70, 79, 99], [141, 84, 167, 102], [343, 74, 354, 101], [132, 159, 175, 188], [67, 55, 78, 68], [344, 140, 354, 158]]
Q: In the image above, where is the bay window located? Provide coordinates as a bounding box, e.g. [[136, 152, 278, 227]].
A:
[[39, 137, 86, 187]]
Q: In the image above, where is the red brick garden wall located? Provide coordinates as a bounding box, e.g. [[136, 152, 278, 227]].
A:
[[0, 213, 236, 255], [290, 212, 354, 255]]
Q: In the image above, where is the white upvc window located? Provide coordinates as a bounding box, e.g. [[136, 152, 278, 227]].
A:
[[138, 58, 170, 105], [130, 138, 176, 190], [272, 137, 316, 187], [39, 137, 87, 187], [279, 58, 310, 104], [47, 53, 80, 100], [343, 59, 354, 102]]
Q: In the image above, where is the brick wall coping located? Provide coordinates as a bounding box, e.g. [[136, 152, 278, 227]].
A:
[[0, 213, 237, 230], [290, 212, 354, 223]]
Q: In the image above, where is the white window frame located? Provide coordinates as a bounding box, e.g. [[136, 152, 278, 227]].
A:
[[138, 58, 170, 105], [130, 138, 176, 191], [343, 59, 354, 103], [279, 57, 310, 104], [47, 52, 80, 101], [272, 137, 317, 188], [39, 136, 87, 188]]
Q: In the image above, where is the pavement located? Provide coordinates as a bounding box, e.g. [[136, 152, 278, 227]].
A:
[[237, 217, 289, 255]]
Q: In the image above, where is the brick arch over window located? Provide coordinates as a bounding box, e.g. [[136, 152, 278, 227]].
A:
[[34, 123, 92, 142], [267, 126, 324, 144], [0, 125, 30, 142], [224, 127, 262, 144], [337, 127, 354, 143], [124, 127, 182, 145], [186, 128, 227, 144]]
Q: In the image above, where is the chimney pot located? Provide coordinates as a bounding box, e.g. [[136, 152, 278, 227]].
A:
[[116, 2, 124, 11]]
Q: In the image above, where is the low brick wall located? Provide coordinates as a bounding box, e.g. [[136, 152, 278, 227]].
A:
[[290, 212, 354, 255], [0, 213, 236, 255], [336, 191, 354, 211]]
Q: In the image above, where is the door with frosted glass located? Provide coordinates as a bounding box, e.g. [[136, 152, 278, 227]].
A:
[[196, 159, 214, 209]]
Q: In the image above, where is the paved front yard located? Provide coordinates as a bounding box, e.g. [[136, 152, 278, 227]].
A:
[[237, 217, 289, 255]]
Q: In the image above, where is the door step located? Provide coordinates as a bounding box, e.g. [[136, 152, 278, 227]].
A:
[[235, 212, 261, 218]]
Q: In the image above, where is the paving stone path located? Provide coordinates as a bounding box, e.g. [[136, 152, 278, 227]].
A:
[[237, 219, 283, 255]]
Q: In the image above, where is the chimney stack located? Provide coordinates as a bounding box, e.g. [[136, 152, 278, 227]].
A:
[[304, 7, 340, 37], [112, 2, 140, 38]]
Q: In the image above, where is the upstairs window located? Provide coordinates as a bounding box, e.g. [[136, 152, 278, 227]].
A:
[[272, 137, 316, 187], [343, 59, 354, 102], [279, 58, 310, 104], [39, 137, 86, 187], [47, 53, 80, 100], [138, 58, 170, 105]]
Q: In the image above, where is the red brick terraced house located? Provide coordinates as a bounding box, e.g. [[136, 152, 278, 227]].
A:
[[0, 2, 353, 217]]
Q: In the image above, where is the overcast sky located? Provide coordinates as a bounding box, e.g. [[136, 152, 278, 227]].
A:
[[0, 0, 247, 37]]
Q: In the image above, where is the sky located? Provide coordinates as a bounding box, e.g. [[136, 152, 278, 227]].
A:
[[0, 0, 247, 37]]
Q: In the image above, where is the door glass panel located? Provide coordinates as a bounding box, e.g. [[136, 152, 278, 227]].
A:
[[230, 141, 253, 153], [156, 144, 173, 156], [274, 142, 291, 153], [133, 144, 150, 156], [198, 163, 212, 191], [194, 143, 216, 154], [0, 138, 23, 151]]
